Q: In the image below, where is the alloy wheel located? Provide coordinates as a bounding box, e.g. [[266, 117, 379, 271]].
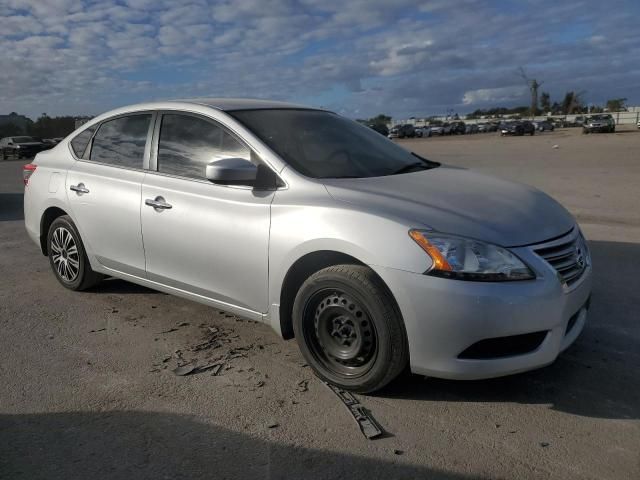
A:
[[50, 226, 80, 283]]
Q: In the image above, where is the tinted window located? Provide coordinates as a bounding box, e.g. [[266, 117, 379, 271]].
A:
[[230, 109, 439, 179], [70, 126, 96, 158], [90, 114, 151, 168], [157, 114, 251, 179]]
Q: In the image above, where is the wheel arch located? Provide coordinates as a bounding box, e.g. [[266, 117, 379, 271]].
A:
[[40, 206, 69, 255], [278, 250, 399, 340]]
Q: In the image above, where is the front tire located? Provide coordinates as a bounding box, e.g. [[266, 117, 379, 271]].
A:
[[292, 265, 408, 393], [47, 215, 103, 291]]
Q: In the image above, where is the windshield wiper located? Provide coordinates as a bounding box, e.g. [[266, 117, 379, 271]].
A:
[[392, 162, 431, 175]]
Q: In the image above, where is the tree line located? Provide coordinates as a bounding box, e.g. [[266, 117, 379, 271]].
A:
[[0, 113, 78, 139]]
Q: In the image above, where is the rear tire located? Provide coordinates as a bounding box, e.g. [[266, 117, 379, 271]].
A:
[[292, 265, 409, 393], [47, 215, 103, 291]]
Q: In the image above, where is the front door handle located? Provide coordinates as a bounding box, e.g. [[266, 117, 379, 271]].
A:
[[145, 196, 172, 210], [70, 183, 89, 194]]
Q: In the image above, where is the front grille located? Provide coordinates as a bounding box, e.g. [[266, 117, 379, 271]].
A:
[[533, 229, 588, 287]]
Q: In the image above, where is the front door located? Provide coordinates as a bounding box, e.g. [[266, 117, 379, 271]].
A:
[[140, 113, 273, 314]]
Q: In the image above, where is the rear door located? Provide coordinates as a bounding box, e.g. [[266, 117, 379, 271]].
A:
[[66, 113, 154, 277], [140, 112, 273, 313]]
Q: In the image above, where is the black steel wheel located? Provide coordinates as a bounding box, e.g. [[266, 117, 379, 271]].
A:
[[307, 289, 378, 378], [292, 265, 408, 393]]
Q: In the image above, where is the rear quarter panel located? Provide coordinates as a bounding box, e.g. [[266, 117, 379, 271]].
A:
[[24, 146, 76, 251]]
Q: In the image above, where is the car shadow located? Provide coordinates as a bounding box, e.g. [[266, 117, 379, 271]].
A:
[[378, 239, 640, 421], [0, 410, 475, 480], [0, 193, 24, 221]]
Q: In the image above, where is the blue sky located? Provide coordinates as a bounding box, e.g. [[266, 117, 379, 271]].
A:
[[1, 0, 639, 120]]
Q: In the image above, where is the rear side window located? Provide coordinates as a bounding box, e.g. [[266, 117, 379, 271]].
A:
[[90, 114, 151, 169], [157, 114, 251, 180], [70, 126, 96, 158]]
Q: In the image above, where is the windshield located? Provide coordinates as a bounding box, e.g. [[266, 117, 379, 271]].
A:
[[12, 136, 36, 144], [229, 109, 438, 179]]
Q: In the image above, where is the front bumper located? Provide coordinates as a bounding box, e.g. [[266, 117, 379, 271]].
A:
[[583, 125, 611, 132], [372, 249, 592, 380]]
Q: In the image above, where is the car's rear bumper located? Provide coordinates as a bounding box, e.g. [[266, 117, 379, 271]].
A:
[[372, 260, 592, 380]]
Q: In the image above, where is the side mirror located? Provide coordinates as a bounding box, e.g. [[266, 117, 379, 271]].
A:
[[205, 158, 257, 186]]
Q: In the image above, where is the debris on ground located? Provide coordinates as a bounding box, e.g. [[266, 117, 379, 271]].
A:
[[540, 442, 550, 448], [177, 321, 190, 327], [297, 379, 309, 392], [172, 361, 227, 376], [89, 328, 106, 333], [210, 363, 224, 376], [158, 327, 179, 334], [266, 420, 279, 429], [173, 364, 196, 376], [393, 449, 403, 455], [552, 144, 559, 149], [323, 382, 384, 439]]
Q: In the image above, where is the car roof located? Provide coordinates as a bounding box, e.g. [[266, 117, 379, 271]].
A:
[[167, 97, 319, 111]]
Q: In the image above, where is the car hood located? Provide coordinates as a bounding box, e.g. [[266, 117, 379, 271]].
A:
[[323, 166, 575, 247]]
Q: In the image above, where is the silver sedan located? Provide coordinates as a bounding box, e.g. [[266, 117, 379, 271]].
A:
[[23, 99, 592, 392]]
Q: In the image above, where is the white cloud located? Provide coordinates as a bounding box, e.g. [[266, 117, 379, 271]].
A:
[[462, 86, 526, 106]]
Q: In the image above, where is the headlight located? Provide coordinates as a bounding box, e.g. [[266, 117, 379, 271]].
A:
[[409, 230, 535, 281]]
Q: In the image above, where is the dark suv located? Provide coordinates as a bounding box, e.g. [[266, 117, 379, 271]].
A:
[[450, 121, 466, 135], [1, 136, 47, 159], [500, 121, 535, 136], [388, 124, 415, 139]]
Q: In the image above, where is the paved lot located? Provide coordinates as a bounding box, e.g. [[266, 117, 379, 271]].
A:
[[1, 128, 639, 479]]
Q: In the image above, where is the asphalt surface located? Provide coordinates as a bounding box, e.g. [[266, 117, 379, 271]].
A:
[[1, 128, 639, 479]]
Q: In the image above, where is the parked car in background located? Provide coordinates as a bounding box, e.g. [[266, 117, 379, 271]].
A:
[[368, 124, 389, 136], [1, 136, 47, 159], [465, 124, 479, 134], [388, 124, 415, 139], [500, 121, 535, 136], [429, 124, 444, 135], [450, 121, 466, 135], [582, 114, 615, 133], [42, 138, 62, 150], [534, 121, 555, 132], [477, 123, 489, 133], [415, 126, 431, 138], [637, 119, 640, 129], [23, 98, 592, 393]]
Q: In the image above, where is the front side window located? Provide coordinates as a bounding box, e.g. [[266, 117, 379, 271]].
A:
[[70, 126, 96, 158], [90, 114, 151, 169], [157, 114, 251, 180]]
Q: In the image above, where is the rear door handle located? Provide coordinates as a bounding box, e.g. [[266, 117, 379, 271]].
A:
[[70, 183, 89, 194], [145, 196, 172, 210]]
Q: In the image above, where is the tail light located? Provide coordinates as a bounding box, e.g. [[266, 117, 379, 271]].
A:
[[23, 163, 37, 186]]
